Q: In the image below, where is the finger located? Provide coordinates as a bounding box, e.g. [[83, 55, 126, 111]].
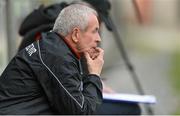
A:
[[84, 52, 92, 61], [95, 47, 103, 53], [95, 48, 104, 58], [92, 52, 99, 60]]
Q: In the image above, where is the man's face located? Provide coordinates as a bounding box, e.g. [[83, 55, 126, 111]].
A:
[[77, 14, 101, 56]]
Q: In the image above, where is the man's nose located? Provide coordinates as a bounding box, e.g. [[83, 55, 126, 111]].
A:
[[96, 34, 101, 47], [96, 34, 101, 42]]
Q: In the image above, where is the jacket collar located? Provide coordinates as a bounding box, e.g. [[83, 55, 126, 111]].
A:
[[55, 32, 81, 60]]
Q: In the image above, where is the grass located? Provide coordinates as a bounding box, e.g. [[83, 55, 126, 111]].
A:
[[170, 50, 180, 94], [169, 50, 180, 114]]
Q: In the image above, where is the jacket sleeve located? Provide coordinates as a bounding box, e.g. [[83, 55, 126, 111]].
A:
[[37, 58, 103, 114]]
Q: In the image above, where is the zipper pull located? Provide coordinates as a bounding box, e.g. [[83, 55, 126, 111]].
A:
[[80, 81, 83, 91], [78, 60, 83, 75]]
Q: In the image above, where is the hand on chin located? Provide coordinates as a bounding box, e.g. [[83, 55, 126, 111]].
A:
[[87, 47, 99, 60]]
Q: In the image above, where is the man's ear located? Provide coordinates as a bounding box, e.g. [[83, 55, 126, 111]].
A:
[[71, 28, 80, 43]]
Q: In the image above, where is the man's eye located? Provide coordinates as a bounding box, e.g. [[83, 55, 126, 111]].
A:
[[93, 28, 99, 33]]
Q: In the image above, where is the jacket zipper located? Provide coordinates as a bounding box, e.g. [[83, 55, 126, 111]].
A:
[[78, 60, 83, 91]]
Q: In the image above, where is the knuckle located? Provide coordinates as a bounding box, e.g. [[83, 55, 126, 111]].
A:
[[100, 59, 104, 63]]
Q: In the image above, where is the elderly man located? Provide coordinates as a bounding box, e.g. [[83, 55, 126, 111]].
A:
[[0, 4, 103, 114]]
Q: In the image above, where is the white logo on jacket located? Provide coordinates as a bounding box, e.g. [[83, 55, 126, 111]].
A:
[[25, 43, 37, 56]]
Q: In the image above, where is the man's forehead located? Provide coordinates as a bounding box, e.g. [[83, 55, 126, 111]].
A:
[[88, 13, 99, 25]]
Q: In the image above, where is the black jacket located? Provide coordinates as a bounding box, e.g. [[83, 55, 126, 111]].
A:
[[0, 32, 103, 114]]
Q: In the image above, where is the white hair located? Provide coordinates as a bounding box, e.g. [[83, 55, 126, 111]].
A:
[[53, 4, 98, 36]]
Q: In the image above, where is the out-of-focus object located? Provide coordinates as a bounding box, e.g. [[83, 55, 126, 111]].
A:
[[103, 93, 157, 104], [83, 0, 113, 31], [132, 0, 152, 24], [19, 2, 68, 36]]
